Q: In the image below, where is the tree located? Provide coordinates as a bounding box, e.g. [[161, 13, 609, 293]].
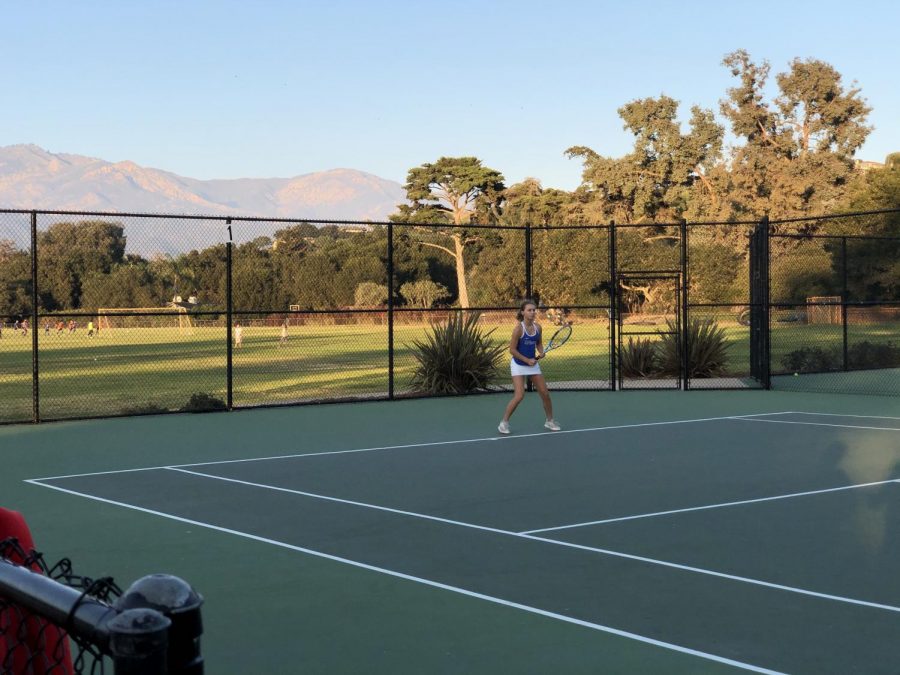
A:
[[500, 178, 573, 226], [354, 282, 389, 308], [720, 50, 872, 220], [0, 240, 31, 317], [399, 279, 449, 308], [391, 157, 505, 308], [272, 223, 319, 253], [36, 220, 127, 309], [830, 157, 900, 299], [149, 254, 197, 302], [80, 262, 162, 310], [567, 95, 724, 223]]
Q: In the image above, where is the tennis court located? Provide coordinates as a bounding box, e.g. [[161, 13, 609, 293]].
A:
[[4, 390, 900, 673]]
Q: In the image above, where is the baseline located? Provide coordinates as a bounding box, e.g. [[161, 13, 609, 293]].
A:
[[27, 411, 795, 482]]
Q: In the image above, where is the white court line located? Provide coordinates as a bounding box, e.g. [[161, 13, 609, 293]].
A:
[[25, 480, 784, 675], [168, 467, 515, 536], [67, 468, 900, 616], [733, 418, 900, 432], [27, 411, 794, 482], [522, 479, 900, 534], [787, 411, 900, 421]]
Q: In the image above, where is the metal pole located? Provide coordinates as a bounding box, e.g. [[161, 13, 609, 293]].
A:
[[525, 222, 532, 300], [31, 211, 40, 423], [680, 219, 689, 390], [762, 216, 771, 389], [387, 222, 394, 400], [841, 236, 849, 371], [608, 220, 617, 391], [225, 230, 233, 410]]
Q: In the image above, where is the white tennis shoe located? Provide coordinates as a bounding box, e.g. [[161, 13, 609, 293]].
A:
[[498, 420, 510, 435], [544, 419, 561, 431]]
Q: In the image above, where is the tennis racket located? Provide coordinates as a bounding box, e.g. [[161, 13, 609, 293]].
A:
[[542, 324, 572, 354]]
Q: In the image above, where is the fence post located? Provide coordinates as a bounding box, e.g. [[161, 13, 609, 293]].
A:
[[114, 574, 204, 675], [680, 219, 689, 390], [841, 236, 849, 371], [225, 229, 233, 411], [30, 211, 39, 423], [762, 215, 771, 390], [524, 222, 532, 300], [387, 221, 394, 400], [608, 220, 617, 391]]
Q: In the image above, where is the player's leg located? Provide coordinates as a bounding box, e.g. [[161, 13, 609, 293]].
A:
[[499, 375, 527, 433], [531, 375, 560, 430]]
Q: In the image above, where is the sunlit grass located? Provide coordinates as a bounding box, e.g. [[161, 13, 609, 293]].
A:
[[1, 318, 897, 422]]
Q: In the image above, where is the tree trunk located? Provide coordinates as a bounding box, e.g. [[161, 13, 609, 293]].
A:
[[452, 233, 470, 308]]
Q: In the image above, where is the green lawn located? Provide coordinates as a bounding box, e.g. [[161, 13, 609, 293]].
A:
[[1, 318, 897, 423]]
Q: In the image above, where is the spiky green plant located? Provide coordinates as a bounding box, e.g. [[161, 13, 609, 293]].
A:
[[658, 318, 730, 377], [619, 337, 660, 377], [409, 312, 506, 394]]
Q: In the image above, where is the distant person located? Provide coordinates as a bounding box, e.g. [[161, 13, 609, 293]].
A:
[[44, 321, 50, 335], [87, 320, 95, 337], [20, 319, 28, 336], [56, 320, 65, 336], [68, 319, 76, 333], [280, 320, 288, 345], [234, 322, 243, 348]]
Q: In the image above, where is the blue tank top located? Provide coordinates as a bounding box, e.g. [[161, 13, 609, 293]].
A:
[[513, 322, 540, 365]]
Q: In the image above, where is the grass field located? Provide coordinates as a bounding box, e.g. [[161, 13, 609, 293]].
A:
[[1, 317, 897, 423]]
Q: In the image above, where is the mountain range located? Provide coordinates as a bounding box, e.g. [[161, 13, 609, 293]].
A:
[[0, 144, 406, 254]]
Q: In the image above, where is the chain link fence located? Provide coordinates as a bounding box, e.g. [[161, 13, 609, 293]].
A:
[[1, 208, 897, 423], [1, 533, 202, 674], [767, 210, 900, 396]]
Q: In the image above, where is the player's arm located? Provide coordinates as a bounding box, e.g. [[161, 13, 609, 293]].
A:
[[535, 322, 545, 359]]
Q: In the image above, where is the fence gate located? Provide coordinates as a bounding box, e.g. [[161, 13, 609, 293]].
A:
[[616, 273, 683, 390]]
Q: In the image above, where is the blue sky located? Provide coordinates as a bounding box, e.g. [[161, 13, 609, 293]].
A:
[[4, 0, 898, 191]]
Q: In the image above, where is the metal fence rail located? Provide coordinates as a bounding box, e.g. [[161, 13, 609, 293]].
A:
[[0, 537, 203, 674]]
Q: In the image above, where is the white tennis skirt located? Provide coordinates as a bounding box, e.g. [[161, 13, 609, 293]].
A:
[[510, 359, 542, 377]]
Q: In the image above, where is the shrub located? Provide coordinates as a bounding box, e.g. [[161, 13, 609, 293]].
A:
[[619, 338, 660, 377], [354, 282, 388, 308], [181, 392, 228, 412], [399, 280, 450, 308], [847, 341, 900, 369], [409, 312, 506, 394], [658, 318, 730, 378], [780, 346, 841, 373]]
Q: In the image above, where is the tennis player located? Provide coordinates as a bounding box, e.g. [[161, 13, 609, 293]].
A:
[[498, 299, 560, 434]]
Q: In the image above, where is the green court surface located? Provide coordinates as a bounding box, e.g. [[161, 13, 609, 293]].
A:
[[3, 390, 900, 673]]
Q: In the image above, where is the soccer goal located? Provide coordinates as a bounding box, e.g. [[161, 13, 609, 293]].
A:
[[806, 296, 842, 325], [97, 307, 195, 334]]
